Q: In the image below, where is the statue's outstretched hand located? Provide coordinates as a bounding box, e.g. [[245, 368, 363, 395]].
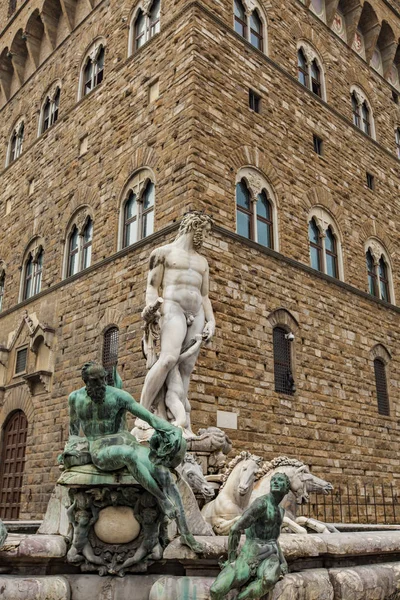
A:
[[202, 320, 215, 342]]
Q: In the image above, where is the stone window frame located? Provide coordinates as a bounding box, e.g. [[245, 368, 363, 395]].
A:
[[20, 238, 44, 302], [370, 344, 391, 417], [6, 118, 25, 167], [0, 264, 5, 313], [395, 127, 400, 158], [364, 238, 395, 304], [38, 81, 61, 136], [78, 38, 106, 101], [128, 0, 161, 57], [307, 207, 344, 281], [267, 308, 299, 397], [232, 0, 268, 55], [118, 168, 156, 250], [296, 41, 326, 101], [350, 85, 375, 139], [235, 166, 279, 251], [62, 208, 94, 279]]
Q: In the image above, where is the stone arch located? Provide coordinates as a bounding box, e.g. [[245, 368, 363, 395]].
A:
[[371, 343, 391, 364], [348, 71, 379, 107], [360, 220, 396, 259], [299, 186, 345, 233], [227, 146, 284, 196], [97, 307, 124, 333], [267, 308, 300, 332], [115, 147, 164, 192], [0, 386, 35, 432], [61, 187, 98, 235], [74, 25, 106, 70]]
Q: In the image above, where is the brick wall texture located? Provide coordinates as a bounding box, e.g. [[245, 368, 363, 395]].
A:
[[1, 0, 400, 518]]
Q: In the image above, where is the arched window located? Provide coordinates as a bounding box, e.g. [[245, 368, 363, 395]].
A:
[[351, 93, 361, 128], [120, 170, 156, 248], [361, 102, 370, 136], [135, 10, 146, 50], [7, 121, 24, 166], [149, 0, 161, 38], [379, 257, 390, 303], [129, 2, 161, 55], [82, 218, 93, 270], [351, 88, 374, 138], [308, 218, 322, 271], [65, 215, 94, 278], [366, 249, 377, 296], [234, 0, 247, 37], [374, 358, 389, 416], [297, 45, 325, 99], [250, 10, 263, 51], [310, 60, 321, 97], [395, 128, 400, 159], [23, 247, 43, 300], [256, 190, 273, 248], [308, 209, 343, 279], [365, 242, 394, 303], [68, 226, 79, 277], [273, 327, 295, 395], [325, 226, 337, 278], [298, 49, 309, 87], [102, 327, 119, 385], [40, 87, 60, 134], [0, 271, 4, 312], [235, 168, 278, 249], [232, 1, 266, 53], [236, 180, 253, 240], [79, 41, 105, 99], [124, 191, 138, 247], [0, 411, 28, 519]]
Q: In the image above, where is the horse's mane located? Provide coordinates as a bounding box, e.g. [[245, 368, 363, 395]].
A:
[[183, 453, 199, 466], [255, 456, 307, 480], [220, 451, 262, 490]]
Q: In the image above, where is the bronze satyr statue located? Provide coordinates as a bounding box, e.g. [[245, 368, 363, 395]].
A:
[[67, 361, 203, 554], [210, 472, 290, 600]]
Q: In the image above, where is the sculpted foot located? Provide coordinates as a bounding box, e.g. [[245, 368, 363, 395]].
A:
[[180, 533, 204, 554]]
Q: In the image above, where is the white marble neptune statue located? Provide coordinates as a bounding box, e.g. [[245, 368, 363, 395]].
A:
[[133, 211, 215, 439]]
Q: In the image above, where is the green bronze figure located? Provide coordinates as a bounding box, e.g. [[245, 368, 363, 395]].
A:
[[66, 361, 203, 554], [210, 472, 290, 600]]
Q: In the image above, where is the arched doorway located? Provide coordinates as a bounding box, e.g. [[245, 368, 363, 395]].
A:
[[0, 410, 28, 519]]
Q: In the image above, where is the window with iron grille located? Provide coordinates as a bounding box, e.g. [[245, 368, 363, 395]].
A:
[[102, 327, 119, 384], [273, 327, 295, 395], [15, 347, 28, 374], [374, 358, 389, 416]]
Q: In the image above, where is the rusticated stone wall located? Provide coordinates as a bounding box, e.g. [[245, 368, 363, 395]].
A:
[[1, 0, 400, 519]]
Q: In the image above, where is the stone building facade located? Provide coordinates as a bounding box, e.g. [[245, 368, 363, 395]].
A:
[[1, 0, 400, 519]]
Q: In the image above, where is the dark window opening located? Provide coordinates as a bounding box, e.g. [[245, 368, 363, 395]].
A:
[[392, 90, 398, 104], [325, 227, 338, 278], [249, 10, 263, 51], [15, 348, 28, 374], [273, 327, 295, 395], [249, 89, 261, 113], [352, 93, 361, 128], [366, 172, 374, 190], [313, 135, 323, 155], [310, 60, 321, 97], [374, 358, 389, 416]]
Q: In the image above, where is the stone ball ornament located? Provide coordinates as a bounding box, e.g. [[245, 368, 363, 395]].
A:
[[94, 506, 141, 544]]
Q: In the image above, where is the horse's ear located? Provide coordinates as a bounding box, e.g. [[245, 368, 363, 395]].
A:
[[296, 465, 309, 474]]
